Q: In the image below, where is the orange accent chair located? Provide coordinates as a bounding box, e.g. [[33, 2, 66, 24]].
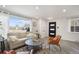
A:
[[48, 35, 61, 51]]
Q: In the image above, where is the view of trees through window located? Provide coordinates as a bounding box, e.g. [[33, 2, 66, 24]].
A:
[[8, 16, 32, 33]]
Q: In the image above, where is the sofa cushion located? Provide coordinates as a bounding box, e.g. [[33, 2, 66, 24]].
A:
[[9, 36, 18, 42]]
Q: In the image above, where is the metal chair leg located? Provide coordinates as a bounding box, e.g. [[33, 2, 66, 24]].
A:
[[49, 44, 50, 51], [30, 49, 34, 54], [57, 44, 61, 51]]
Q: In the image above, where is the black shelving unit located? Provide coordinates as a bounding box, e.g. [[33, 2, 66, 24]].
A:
[[49, 22, 56, 37]]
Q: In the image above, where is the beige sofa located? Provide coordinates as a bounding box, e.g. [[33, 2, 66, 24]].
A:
[[7, 32, 38, 50], [8, 36, 27, 49]]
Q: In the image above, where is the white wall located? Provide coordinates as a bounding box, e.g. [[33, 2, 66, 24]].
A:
[[49, 19, 79, 42], [37, 19, 48, 38], [32, 19, 38, 32], [0, 13, 9, 39]]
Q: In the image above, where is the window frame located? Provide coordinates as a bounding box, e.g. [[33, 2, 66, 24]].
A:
[[8, 15, 32, 32], [69, 19, 79, 33]]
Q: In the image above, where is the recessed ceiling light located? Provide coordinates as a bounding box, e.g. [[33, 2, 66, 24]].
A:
[[35, 6, 39, 10], [62, 9, 67, 12]]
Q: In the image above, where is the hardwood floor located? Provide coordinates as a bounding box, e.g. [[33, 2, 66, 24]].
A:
[[15, 38, 79, 54]]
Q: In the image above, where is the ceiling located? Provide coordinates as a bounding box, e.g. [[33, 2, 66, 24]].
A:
[[0, 5, 79, 19]]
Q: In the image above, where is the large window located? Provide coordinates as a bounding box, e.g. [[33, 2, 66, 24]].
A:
[[8, 16, 32, 33], [69, 19, 79, 32]]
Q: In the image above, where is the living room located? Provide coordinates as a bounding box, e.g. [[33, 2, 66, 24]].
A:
[[0, 5, 79, 54]]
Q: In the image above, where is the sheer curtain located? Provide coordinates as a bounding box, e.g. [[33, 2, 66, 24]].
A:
[[0, 12, 10, 39]]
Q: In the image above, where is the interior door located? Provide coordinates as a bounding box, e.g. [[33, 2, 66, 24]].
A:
[[49, 22, 56, 37]]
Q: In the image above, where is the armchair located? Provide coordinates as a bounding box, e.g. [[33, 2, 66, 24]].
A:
[[48, 35, 61, 51]]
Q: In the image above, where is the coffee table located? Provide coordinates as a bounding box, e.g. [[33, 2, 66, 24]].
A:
[[25, 39, 42, 53]]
